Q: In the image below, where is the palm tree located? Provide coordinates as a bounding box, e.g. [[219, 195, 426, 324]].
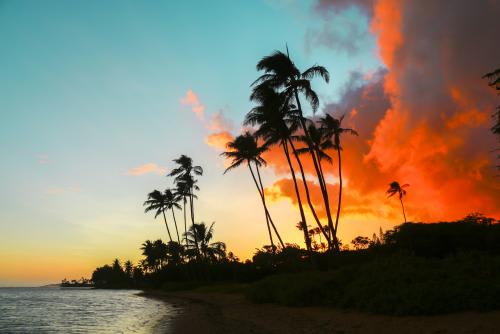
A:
[[164, 189, 182, 243], [185, 222, 227, 262], [221, 132, 285, 249], [175, 181, 193, 246], [245, 86, 314, 252], [387, 181, 409, 223], [295, 220, 313, 252], [166, 241, 184, 265], [251, 49, 337, 250], [295, 121, 337, 244], [169, 155, 203, 252], [319, 114, 358, 243], [124, 260, 133, 278], [143, 190, 173, 242], [140, 240, 157, 272]]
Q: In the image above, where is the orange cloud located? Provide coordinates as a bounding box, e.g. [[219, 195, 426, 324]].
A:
[[206, 131, 234, 150], [180, 89, 205, 119], [260, 0, 500, 234], [126, 163, 166, 176]]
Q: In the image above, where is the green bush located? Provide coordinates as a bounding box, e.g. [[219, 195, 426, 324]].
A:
[[246, 253, 500, 315]]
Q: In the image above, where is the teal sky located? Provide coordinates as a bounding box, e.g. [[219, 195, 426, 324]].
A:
[[0, 0, 380, 285]]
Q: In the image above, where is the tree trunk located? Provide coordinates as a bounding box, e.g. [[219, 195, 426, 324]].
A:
[[293, 89, 338, 252], [249, 163, 285, 249], [400, 197, 407, 223], [333, 146, 343, 244], [255, 163, 285, 248], [183, 198, 188, 246], [161, 210, 173, 242], [171, 208, 181, 243], [288, 138, 332, 247], [282, 139, 312, 253], [294, 89, 340, 250], [189, 192, 200, 255], [251, 164, 275, 250]]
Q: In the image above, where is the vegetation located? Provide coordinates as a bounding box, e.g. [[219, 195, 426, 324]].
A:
[[386, 181, 409, 223]]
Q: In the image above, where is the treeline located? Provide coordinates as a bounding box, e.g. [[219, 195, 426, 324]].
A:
[[91, 214, 499, 290], [60, 277, 92, 287]]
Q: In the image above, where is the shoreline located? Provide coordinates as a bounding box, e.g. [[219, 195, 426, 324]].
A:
[[141, 290, 500, 334]]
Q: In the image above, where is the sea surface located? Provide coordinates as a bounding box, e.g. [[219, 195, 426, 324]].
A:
[[0, 287, 177, 333]]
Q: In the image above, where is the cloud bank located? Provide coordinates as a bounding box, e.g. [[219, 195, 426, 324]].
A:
[[262, 0, 499, 227]]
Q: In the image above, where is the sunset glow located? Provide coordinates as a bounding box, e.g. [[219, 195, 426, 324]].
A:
[[0, 0, 498, 286]]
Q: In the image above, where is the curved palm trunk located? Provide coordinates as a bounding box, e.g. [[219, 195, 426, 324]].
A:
[[255, 163, 283, 251], [282, 139, 312, 253], [400, 197, 407, 223], [333, 146, 343, 240], [255, 164, 285, 248], [171, 208, 181, 243], [248, 163, 285, 249], [315, 148, 341, 251], [161, 210, 173, 242], [183, 198, 188, 246], [189, 193, 200, 255], [253, 165, 275, 250], [288, 138, 332, 248], [293, 90, 339, 252]]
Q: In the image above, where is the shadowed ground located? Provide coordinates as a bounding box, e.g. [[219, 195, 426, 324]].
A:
[[144, 291, 500, 334]]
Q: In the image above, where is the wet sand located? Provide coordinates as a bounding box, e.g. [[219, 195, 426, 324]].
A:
[[143, 291, 500, 334]]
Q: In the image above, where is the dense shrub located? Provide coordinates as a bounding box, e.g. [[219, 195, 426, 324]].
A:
[[247, 252, 500, 315]]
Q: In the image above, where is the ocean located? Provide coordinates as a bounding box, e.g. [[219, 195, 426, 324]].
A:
[[0, 287, 176, 333]]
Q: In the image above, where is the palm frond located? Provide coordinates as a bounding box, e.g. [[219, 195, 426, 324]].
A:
[[302, 65, 330, 83]]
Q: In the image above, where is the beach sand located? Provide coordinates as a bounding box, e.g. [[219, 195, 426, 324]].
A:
[[143, 291, 500, 334]]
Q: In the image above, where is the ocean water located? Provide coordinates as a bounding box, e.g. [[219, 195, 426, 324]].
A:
[[0, 287, 177, 333]]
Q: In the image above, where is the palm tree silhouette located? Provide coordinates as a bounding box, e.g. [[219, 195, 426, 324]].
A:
[[222, 132, 285, 249], [387, 181, 409, 223], [295, 120, 338, 247], [319, 114, 358, 244], [166, 241, 184, 265], [185, 222, 227, 262], [140, 240, 157, 272], [143, 190, 173, 242], [174, 181, 193, 246], [164, 189, 182, 243], [124, 260, 133, 278], [251, 49, 336, 250], [169, 155, 203, 253], [245, 86, 315, 252]]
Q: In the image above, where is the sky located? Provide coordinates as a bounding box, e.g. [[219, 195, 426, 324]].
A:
[[0, 0, 498, 286]]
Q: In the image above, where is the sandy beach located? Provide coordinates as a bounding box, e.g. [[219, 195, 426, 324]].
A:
[[142, 291, 500, 334]]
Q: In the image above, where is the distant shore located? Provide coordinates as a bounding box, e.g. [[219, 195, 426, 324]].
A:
[[141, 290, 500, 334]]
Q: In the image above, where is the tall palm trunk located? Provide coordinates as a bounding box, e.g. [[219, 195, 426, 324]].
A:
[[253, 165, 275, 250], [161, 210, 173, 242], [255, 162, 285, 250], [288, 138, 332, 247], [314, 147, 340, 250], [400, 197, 407, 223], [333, 146, 343, 240], [282, 139, 312, 253], [171, 208, 181, 243], [189, 191, 200, 256], [248, 163, 285, 248], [183, 197, 188, 246], [293, 90, 338, 251]]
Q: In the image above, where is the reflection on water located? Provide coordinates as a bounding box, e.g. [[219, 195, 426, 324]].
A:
[[0, 287, 176, 333]]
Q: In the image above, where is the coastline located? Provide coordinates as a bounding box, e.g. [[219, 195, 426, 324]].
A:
[[141, 290, 500, 334]]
